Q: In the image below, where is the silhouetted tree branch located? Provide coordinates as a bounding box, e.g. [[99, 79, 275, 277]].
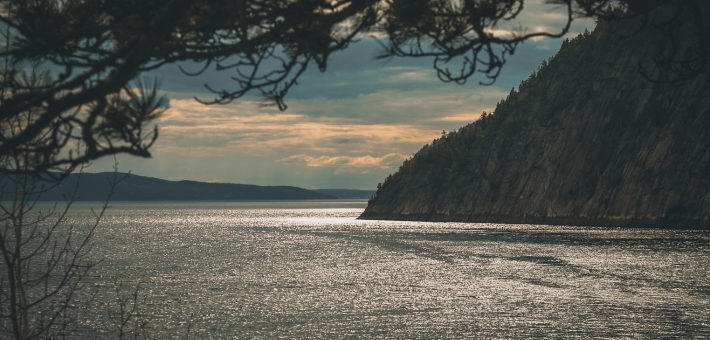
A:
[[1, 0, 707, 174], [0, 159, 124, 339], [378, 0, 709, 85]]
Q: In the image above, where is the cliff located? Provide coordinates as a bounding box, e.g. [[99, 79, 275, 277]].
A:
[[359, 10, 710, 229]]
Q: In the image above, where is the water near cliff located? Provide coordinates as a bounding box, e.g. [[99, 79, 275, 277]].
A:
[[54, 202, 710, 338]]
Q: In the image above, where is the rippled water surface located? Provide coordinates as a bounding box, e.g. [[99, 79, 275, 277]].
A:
[[61, 201, 709, 338]]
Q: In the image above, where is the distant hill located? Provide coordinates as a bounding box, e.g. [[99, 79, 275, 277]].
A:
[[312, 189, 375, 199], [0, 172, 336, 201]]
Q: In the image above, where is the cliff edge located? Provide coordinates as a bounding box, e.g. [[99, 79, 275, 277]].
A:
[[359, 9, 710, 229]]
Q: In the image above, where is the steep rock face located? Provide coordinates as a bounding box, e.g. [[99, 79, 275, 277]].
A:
[[359, 12, 710, 229]]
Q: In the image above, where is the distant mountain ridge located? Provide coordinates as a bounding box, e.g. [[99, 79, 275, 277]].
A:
[[0, 172, 337, 201], [360, 6, 710, 229]]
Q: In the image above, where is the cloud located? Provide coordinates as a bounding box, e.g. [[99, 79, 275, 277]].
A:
[[286, 86, 506, 124], [276, 153, 409, 174], [143, 74, 505, 182], [153, 93, 480, 156], [106, 2, 597, 189], [432, 113, 485, 122]]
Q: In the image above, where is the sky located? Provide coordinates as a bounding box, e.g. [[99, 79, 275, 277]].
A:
[[91, 1, 595, 190]]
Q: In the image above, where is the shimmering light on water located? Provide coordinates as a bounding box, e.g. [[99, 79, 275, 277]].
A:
[[57, 201, 710, 338]]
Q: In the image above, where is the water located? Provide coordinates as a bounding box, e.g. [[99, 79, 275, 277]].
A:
[[44, 201, 710, 338]]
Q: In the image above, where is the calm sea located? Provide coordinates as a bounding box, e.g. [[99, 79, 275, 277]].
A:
[[52, 201, 710, 338]]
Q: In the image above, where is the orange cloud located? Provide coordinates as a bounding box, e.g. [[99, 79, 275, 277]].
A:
[[151, 98, 441, 157], [276, 153, 409, 174]]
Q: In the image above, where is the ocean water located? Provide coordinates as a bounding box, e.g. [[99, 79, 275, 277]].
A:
[[44, 201, 710, 338]]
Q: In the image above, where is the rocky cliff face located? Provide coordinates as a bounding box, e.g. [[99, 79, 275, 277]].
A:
[[359, 11, 710, 229]]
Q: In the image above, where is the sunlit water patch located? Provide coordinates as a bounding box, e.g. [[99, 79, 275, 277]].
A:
[[41, 201, 710, 338]]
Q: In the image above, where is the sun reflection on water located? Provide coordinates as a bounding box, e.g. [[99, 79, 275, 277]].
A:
[[50, 201, 710, 339]]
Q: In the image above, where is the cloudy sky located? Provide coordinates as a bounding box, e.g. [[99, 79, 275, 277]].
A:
[[91, 1, 595, 190]]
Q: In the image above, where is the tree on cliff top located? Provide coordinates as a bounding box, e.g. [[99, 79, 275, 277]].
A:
[[1, 0, 708, 176]]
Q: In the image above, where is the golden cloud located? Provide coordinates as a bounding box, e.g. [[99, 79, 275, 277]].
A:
[[276, 153, 409, 174], [152, 98, 444, 156]]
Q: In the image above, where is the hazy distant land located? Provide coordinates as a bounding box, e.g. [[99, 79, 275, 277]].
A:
[[0, 172, 374, 201]]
